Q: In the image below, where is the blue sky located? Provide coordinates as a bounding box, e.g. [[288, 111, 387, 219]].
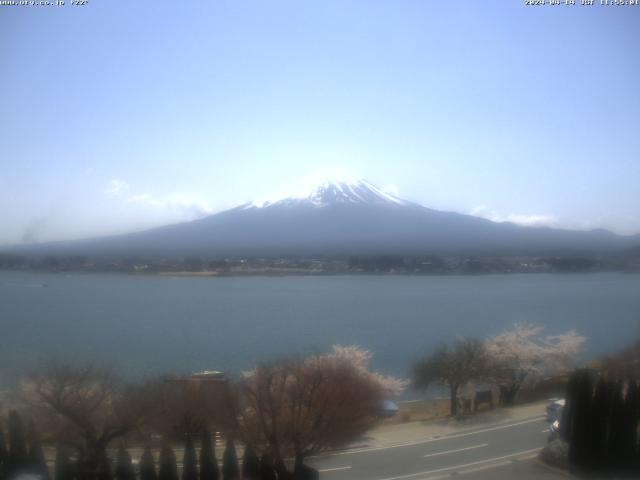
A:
[[1, 0, 639, 245]]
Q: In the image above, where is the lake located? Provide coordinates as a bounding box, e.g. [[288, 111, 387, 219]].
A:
[[1, 271, 639, 390]]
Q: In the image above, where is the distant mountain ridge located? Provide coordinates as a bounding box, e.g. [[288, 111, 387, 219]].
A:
[[5, 179, 640, 259]]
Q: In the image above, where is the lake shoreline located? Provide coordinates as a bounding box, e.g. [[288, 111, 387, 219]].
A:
[[2, 268, 640, 278]]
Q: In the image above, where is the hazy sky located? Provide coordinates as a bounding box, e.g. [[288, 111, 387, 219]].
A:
[[1, 1, 639, 245]]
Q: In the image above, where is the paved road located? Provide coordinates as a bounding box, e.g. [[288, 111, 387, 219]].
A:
[[308, 416, 560, 480]]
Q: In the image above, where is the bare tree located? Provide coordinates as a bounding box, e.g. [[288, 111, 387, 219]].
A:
[[21, 361, 160, 477], [485, 323, 585, 405], [413, 338, 489, 416], [237, 345, 407, 462], [143, 374, 236, 440], [144, 379, 209, 438]]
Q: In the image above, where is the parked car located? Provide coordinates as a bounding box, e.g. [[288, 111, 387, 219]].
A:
[[548, 418, 561, 442], [378, 400, 400, 418], [546, 398, 565, 422]]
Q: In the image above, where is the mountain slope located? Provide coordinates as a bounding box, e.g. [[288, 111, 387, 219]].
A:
[[7, 180, 639, 258]]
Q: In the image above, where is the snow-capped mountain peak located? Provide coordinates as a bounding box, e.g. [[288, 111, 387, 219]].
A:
[[306, 180, 407, 206], [245, 179, 409, 209]]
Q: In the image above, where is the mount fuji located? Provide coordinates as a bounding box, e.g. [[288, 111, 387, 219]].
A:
[[8, 179, 639, 259], [243, 179, 412, 209]]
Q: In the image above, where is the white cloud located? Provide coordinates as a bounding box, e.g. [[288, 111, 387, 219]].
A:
[[127, 192, 213, 217], [105, 179, 214, 220], [105, 179, 131, 196], [470, 205, 558, 228]]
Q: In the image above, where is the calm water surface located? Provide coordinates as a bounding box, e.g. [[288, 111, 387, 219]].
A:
[[1, 271, 639, 387]]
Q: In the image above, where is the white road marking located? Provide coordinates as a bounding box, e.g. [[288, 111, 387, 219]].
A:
[[417, 475, 451, 480], [316, 416, 545, 457], [458, 460, 511, 475], [376, 447, 542, 480], [398, 399, 439, 404], [318, 466, 352, 473], [542, 428, 550, 433], [423, 443, 488, 458], [458, 451, 540, 475]]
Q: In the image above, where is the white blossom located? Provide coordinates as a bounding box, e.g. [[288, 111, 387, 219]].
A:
[[486, 323, 586, 385]]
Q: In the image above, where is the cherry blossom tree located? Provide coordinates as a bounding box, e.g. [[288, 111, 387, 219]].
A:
[[237, 345, 407, 462], [485, 323, 586, 406], [320, 345, 409, 396]]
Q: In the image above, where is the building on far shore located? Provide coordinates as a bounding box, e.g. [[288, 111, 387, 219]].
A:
[[164, 370, 229, 398]]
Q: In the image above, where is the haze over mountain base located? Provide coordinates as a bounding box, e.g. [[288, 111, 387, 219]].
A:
[[2, 180, 639, 271]]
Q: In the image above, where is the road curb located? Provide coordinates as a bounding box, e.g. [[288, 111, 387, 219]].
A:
[[536, 457, 577, 478], [415, 414, 546, 442], [314, 415, 547, 458]]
